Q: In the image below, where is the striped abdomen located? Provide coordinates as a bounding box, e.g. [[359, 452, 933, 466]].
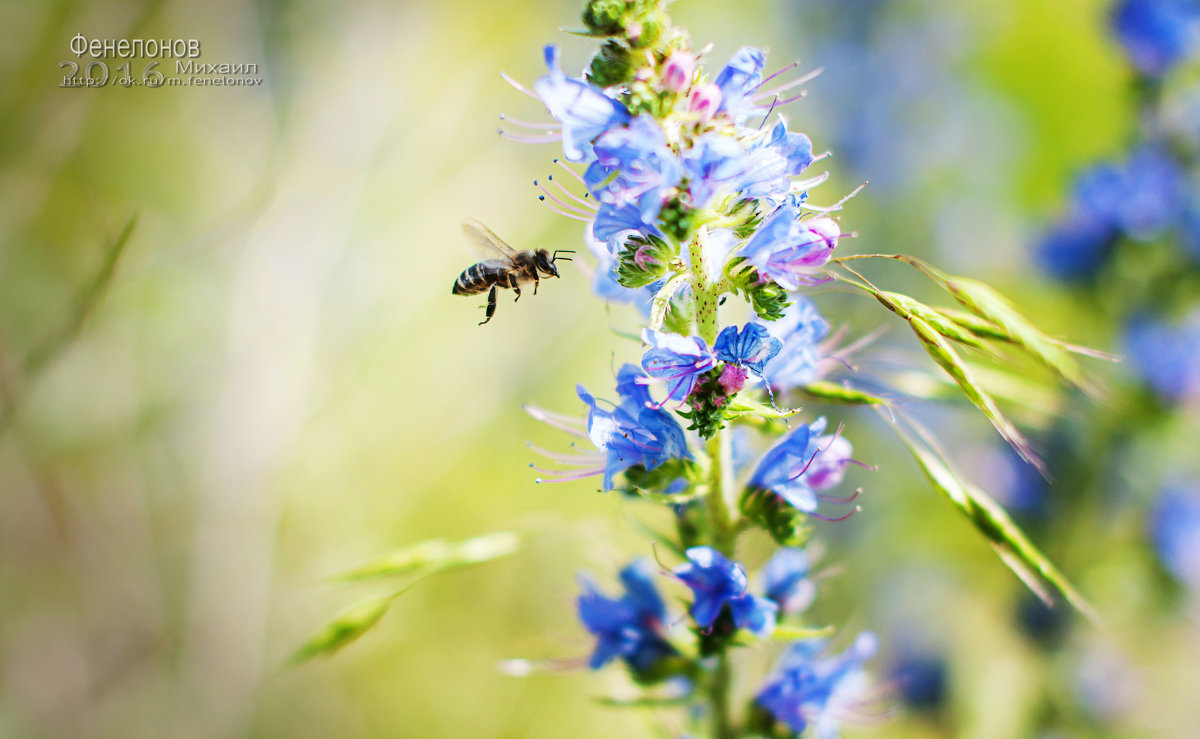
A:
[[452, 260, 510, 296]]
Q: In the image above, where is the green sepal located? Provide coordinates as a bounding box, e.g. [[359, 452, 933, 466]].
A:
[[617, 233, 673, 288], [622, 458, 702, 498], [588, 39, 635, 87], [726, 257, 790, 321], [740, 486, 812, 548]]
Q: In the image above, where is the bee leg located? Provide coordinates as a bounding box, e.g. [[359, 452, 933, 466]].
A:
[[479, 285, 498, 325], [509, 273, 522, 302], [533, 278, 540, 296]]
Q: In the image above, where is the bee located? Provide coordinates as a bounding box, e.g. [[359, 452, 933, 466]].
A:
[[452, 219, 574, 325]]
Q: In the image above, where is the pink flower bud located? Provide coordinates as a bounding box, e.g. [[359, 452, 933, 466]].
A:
[[688, 82, 722, 123], [662, 51, 695, 92]]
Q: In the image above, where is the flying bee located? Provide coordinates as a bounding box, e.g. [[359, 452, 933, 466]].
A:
[[452, 219, 574, 325]]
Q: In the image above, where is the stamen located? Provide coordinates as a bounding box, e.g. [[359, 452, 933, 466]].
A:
[[811, 150, 833, 163], [753, 60, 801, 91], [788, 447, 823, 481], [808, 505, 861, 522], [500, 71, 541, 100], [546, 174, 597, 211], [535, 180, 592, 216], [819, 488, 860, 504], [773, 91, 808, 106], [499, 130, 562, 145], [791, 171, 831, 191], [538, 195, 592, 223], [498, 113, 558, 129], [524, 405, 587, 437], [801, 182, 868, 213], [535, 467, 606, 483], [758, 96, 780, 131], [753, 66, 824, 101], [526, 442, 602, 465], [554, 158, 589, 187]]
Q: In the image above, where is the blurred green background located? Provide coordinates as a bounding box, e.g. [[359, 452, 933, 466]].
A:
[[1, 0, 1195, 737]]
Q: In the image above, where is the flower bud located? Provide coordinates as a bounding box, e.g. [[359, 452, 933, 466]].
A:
[[688, 82, 722, 123], [588, 40, 635, 87], [582, 0, 626, 35], [661, 51, 695, 92]]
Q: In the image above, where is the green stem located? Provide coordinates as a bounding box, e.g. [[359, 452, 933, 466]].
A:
[[709, 650, 734, 739], [689, 225, 719, 346], [689, 224, 739, 738]]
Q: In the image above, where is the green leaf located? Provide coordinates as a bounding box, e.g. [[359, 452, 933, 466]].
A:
[[800, 380, 890, 406], [648, 271, 690, 332], [907, 315, 1046, 476], [885, 414, 1096, 622], [770, 624, 835, 641], [900, 257, 1098, 394], [335, 531, 520, 581], [290, 592, 398, 665]]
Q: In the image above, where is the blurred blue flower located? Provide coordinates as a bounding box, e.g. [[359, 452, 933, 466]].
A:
[[741, 199, 840, 290], [1035, 211, 1117, 281], [762, 547, 816, 614], [641, 329, 717, 404], [1124, 311, 1200, 400], [1111, 0, 1200, 76], [534, 45, 631, 162], [756, 632, 878, 738], [1152, 484, 1200, 589], [890, 653, 946, 711], [673, 546, 778, 635], [1038, 148, 1186, 280], [1183, 206, 1200, 262], [586, 114, 683, 225], [761, 296, 830, 390], [578, 559, 677, 671], [748, 417, 853, 512]]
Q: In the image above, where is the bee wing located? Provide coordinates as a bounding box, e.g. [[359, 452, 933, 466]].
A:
[[462, 219, 519, 263]]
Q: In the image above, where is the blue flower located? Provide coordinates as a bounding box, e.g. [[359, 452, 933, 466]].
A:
[[1151, 485, 1200, 589], [761, 547, 816, 614], [715, 323, 782, 374], [1111, 0, 1200, 76], [748, 418, 854, 512], [592, 202, 664, 243], [564, 382, 691, 490], [578, 559, 677, 672], [761, 297, 830, 390], [641, 329, 717, 404], [756, 632, 878, 738], [673, 546, 778, 635], [586, 115, 683, 225], [715, 47, 768, 124], [534, 45, 631, 162], [1124, 311, 1200, 400], [741, 199, 840, 290], [680, 133, 749, 209], [734, 120, 815, 203]]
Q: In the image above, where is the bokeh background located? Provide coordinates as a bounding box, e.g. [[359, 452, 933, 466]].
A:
[[2, 0, 1197, 737]]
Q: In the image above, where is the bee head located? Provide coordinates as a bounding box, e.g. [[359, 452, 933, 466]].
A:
[[537, 248, 574, 278]]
